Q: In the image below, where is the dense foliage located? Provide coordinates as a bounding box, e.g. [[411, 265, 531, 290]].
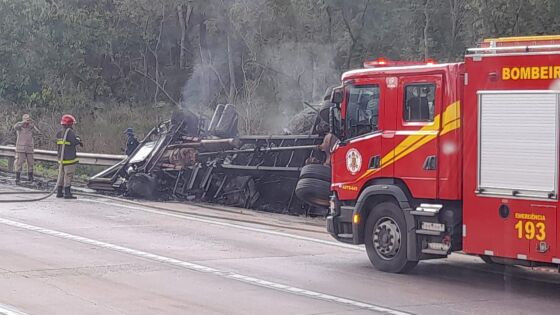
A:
[[1, 0, 559, 152]]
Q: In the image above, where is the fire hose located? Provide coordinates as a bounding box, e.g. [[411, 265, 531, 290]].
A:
[[0, 128, 70, 202]]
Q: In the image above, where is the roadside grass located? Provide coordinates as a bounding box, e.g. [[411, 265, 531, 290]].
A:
[[0, 158, 104, 184], [1, 100, 175, 156], [34, 162, 103, 183]]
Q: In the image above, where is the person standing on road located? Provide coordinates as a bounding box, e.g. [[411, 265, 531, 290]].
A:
[[13, 114, 40, 184], [316, 122, 338, 166], [124, 128, 139, 156], [56, 114, 82, 199]]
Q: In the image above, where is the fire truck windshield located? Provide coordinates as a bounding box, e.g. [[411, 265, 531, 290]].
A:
[[345, 85, 379, 138]]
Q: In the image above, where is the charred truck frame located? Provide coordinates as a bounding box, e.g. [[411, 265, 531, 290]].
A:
[[88, 104, 329, 215], [326, 35, 560, 272]]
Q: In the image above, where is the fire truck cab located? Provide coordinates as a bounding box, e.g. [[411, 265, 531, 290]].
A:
[[327, 35, 560, 273]]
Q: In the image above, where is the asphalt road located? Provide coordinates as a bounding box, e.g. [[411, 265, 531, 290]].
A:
[[1, 184, 559, 315]]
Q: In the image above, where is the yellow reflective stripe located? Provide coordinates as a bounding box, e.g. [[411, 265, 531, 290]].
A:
[[56, 140, 71, 145], [354, 101, 461, 183], [58, 159, 79, 165]]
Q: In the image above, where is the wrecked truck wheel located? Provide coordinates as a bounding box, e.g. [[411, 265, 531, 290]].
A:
[[299, 164, 331, 182], [364, 202, 418, 273], [295, 178, 330, 207]]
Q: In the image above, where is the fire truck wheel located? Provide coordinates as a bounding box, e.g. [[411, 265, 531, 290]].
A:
[[295, 178, 331, 207], [364, 201, 418, 273], [299, 164, 331, 182]]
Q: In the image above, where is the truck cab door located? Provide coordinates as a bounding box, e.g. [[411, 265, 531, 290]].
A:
[[393, 75, 442, 199], [331, 78, 386, 200]]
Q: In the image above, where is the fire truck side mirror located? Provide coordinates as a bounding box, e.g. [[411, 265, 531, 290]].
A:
[[331, 87, 344, 104], [329, 106, 342, 139]]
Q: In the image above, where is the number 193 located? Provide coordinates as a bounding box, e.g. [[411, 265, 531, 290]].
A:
[[514, 220, 546, 241]]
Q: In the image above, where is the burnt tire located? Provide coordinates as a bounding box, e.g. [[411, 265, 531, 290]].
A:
[[127, 173, 158, 200], [295, 178, 330, 207], [299, 164, 331, 182], [364, 201, 418, 273]]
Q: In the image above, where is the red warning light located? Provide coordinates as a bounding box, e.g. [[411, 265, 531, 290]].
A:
[[363, 58, 436, 68], [363, 57, 390, 68]]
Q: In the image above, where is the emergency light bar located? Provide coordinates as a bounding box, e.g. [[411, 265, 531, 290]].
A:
[[363, 58, 437, 68], [467, 44, 560, 53], [469, 35, 560, 54], [483, 35, 560, 45]]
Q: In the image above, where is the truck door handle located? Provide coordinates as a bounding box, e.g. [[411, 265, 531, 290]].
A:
[[382, 131, 395, 139], [423, 155, 437, 170]]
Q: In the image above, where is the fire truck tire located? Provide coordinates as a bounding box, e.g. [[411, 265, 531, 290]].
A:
[[295, 178, 331, 207], [364, 201, 418, 273], [299, 164, 331, 182]]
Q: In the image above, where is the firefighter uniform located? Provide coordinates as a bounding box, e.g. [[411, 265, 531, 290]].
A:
[[56, 126, 81, 199], [13, 114, 38, 183]]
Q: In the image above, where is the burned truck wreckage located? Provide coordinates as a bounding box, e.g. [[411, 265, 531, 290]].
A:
[[88, 102, 334, 216]]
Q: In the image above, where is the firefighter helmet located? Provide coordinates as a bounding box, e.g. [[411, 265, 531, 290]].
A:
[[60, 114, 76, 126]]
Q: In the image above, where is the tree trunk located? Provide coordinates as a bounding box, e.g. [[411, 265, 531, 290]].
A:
[[513, 0, 523, 35], [199, 19, 210, 106], [153, 6, 165, 105], [341, 8, 356, 70], [448, 0, 461, 59], [227, 32, 236, 104], [177, 5, 186, 69], [142, 49, 148, 98], [326, 5, 333, 42], [342, 0, 370, 70], [423, 0, 431, 60], [177, 4, 193, 70]]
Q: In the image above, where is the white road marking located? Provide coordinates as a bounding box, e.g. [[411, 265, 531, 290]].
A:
[[0, 217, 410, 315], [0, 304, 27, 315], [83, 198, 365, 252]]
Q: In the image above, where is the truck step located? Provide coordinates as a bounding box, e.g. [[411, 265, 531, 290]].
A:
[[422, 242, 450, 256], [421, 248, 449, 256], [416, 229, 442, 236], [337, 233, 353, 239], [410, 210, 437, 217], [411, 203, 443, 217]]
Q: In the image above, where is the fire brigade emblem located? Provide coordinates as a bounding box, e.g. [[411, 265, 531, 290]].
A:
[[346, 149, 362, 175], [386, 77, 398, 88]]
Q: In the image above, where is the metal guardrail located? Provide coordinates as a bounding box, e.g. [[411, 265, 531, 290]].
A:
[[0, 145, 125, 166]]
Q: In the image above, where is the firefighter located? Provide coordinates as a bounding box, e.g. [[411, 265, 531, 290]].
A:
[[316, 121, 339, 166], [56, 114, 82, 199], [124, 127, 139, 156], [13, 114, 40, 183], [405, 86, 430, 121]]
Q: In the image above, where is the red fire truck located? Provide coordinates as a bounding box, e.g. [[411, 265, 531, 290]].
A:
[[326, 35, 560, 273]]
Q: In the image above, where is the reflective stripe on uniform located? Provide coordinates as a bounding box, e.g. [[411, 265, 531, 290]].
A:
[[56, 139, 71, 145], [59, 159, 79, 165]]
